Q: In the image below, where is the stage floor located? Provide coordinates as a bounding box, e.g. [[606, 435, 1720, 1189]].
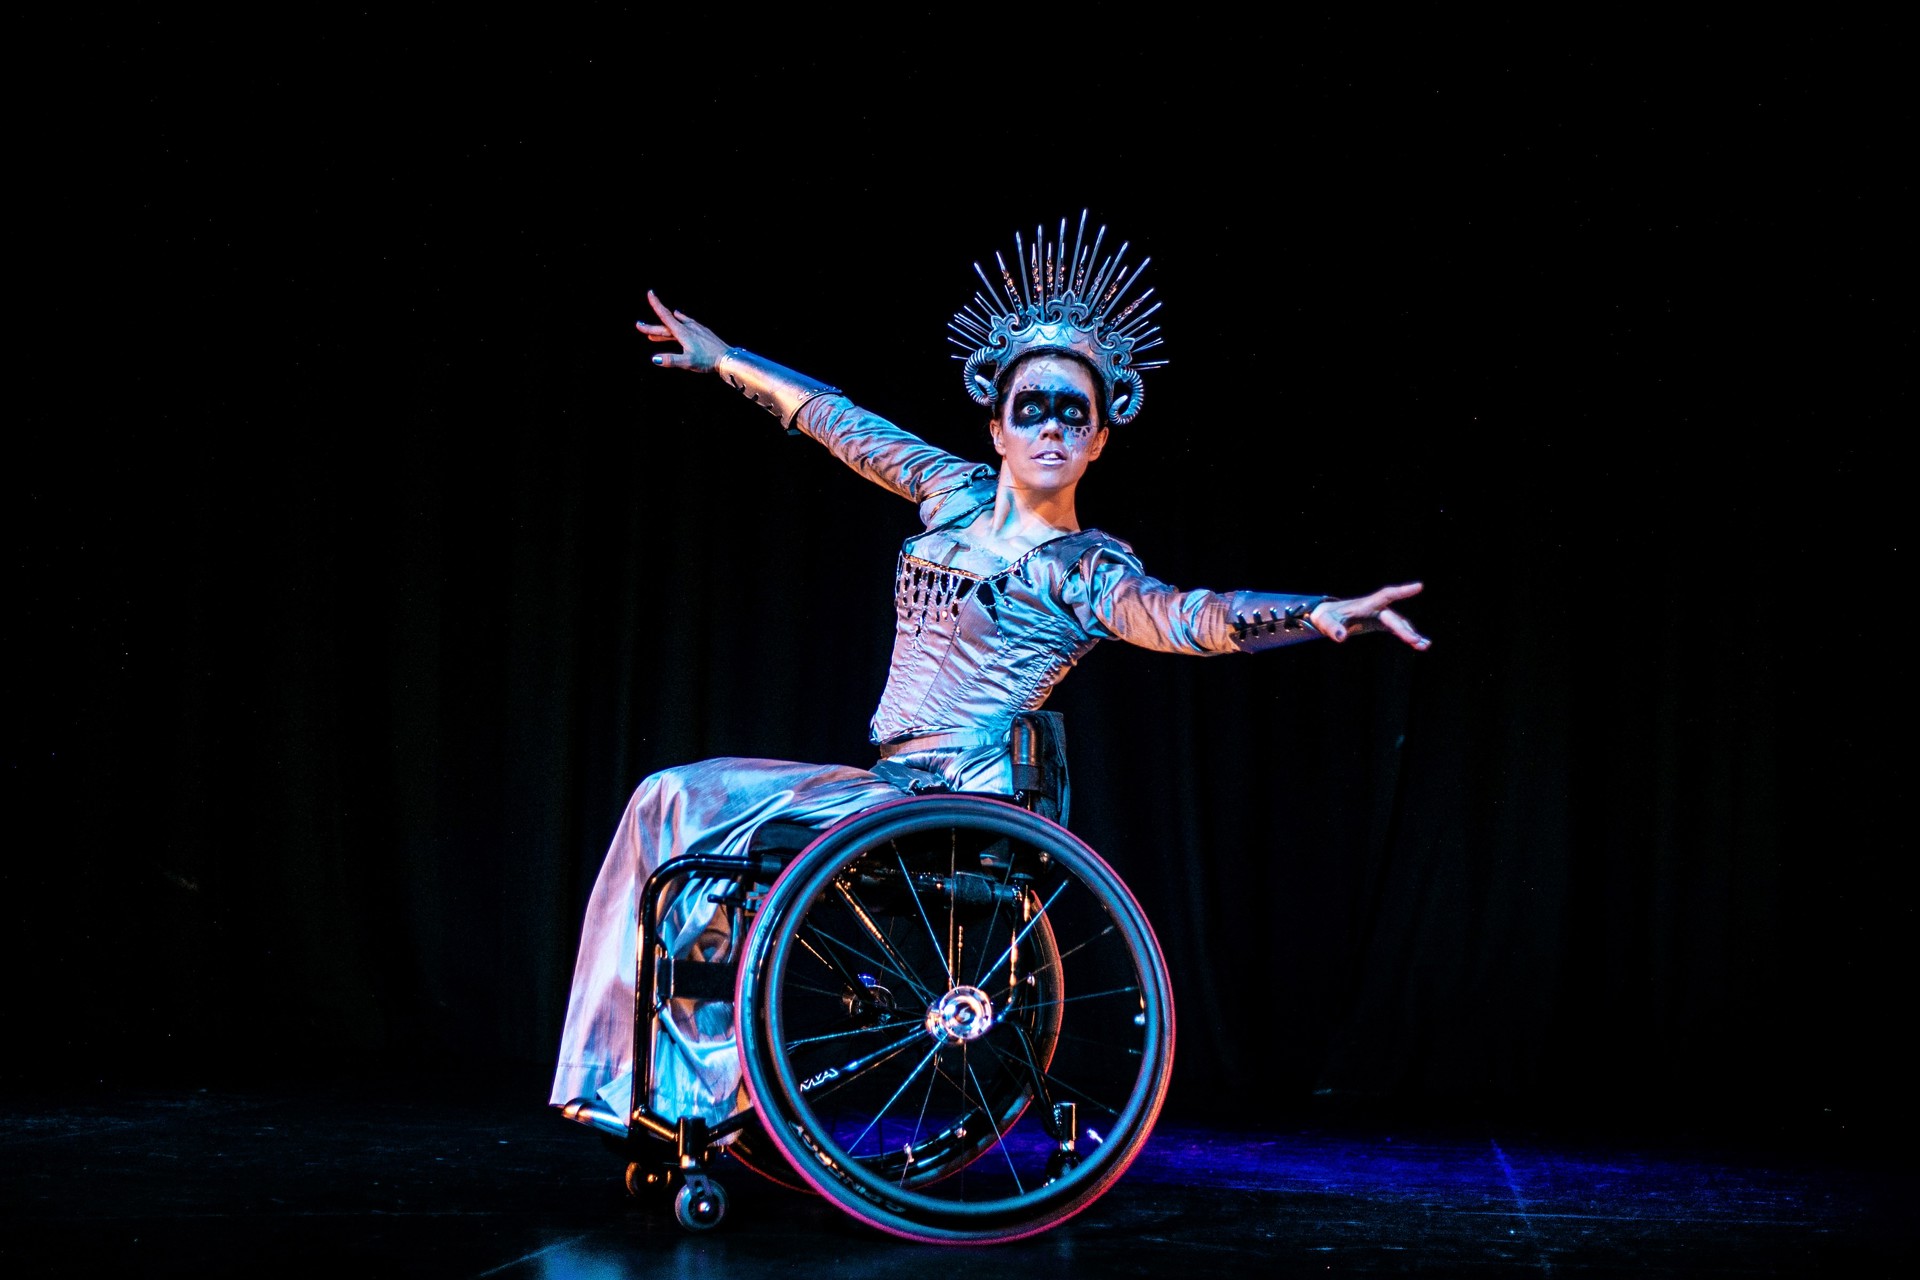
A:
[[1, 1079, 1905, 1277]]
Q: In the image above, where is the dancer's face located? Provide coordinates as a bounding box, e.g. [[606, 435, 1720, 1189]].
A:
[[990, 354, 1108, 493]]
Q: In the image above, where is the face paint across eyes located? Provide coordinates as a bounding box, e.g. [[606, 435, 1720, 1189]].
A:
[[1008, 389, 1099, 440]]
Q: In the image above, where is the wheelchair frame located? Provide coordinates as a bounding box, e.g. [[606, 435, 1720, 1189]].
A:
[[561, 712, 1176, 1242]]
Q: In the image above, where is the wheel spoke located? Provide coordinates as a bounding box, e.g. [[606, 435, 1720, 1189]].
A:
[[1049, 1026, 1149, 1056], [964, 1053, 1026, 1195], [785, 978, 867, 1003], [976, 1029, 1136, 1123], [1001, 983, 1139, 1012], [834, 879, 941, 1006], [1026, 1063, 1125, 1121], [970, 866, 1011, 993], [802, 921, 926, 1002], [846, 1041, 944, 1158], [784, 1020, 910, 1051], [972, 878, 1069, 990], [902, 1046, 944, 1185], [946, 830, 958, 1001], [896, 847, 952, 989], [1015, 922, 1116, 987], [798, 1024, 930, 1104]]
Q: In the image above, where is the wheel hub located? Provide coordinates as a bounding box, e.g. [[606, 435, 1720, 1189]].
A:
[[923, 984, 995, 1043]]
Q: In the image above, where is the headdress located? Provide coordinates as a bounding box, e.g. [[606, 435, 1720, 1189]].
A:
[[949, 211, 1167, 426]]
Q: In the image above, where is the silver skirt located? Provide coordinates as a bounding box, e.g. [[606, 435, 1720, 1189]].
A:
[[548, 741, 1014, 1129]]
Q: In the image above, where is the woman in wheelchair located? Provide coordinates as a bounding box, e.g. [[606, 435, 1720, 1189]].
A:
[[551, 217, 1429, 1241]]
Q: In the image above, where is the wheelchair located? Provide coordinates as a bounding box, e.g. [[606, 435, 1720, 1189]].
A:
[[559, 713, 1175, 1244]]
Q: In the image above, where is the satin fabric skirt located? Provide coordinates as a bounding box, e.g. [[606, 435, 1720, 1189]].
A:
[[549, 745, 1013, 1130]]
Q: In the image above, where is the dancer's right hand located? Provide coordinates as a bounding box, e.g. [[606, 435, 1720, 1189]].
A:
[[637, 290, 731, 373]]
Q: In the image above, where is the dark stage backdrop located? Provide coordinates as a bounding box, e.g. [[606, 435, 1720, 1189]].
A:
[[11, 18, 1907, 1141]]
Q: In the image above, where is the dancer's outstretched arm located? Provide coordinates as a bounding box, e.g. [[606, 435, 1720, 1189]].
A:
[[639, 290, 986, 510]]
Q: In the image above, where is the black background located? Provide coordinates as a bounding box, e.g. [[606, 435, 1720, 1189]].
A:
[[10, 13, 1908, 1142]]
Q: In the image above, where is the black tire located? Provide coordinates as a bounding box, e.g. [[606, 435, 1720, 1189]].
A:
[[735, 795, 1174, 1243]]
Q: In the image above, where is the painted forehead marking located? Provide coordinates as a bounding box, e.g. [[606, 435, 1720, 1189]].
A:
[[1011, 364, 1096, 395]]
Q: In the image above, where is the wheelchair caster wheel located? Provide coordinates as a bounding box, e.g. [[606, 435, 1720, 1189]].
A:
[[624, 1162, 669, 1199], [673, 1174, 728, 1231]]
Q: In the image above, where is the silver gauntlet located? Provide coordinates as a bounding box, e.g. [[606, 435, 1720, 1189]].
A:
[[1228, 591, 1329, 652], [714, 348, 842, 433]]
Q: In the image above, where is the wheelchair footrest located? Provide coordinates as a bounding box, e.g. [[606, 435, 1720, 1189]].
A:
[[559, 1097, 630, 1138]]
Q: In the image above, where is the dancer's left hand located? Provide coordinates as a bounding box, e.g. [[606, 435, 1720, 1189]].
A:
[[1310, 582, 1430, 649]]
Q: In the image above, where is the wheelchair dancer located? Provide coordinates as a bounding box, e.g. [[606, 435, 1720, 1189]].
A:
[[551, 215, 1430, 1137]]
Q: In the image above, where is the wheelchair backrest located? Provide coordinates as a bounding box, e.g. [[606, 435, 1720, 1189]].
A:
[[1011, 710, 1071, 827]]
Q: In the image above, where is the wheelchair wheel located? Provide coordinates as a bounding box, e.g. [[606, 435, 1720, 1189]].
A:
[[735, 795, 1174, 1243]]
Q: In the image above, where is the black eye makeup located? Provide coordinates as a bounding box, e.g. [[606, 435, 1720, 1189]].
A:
[[1010, 390, 1096, 436]]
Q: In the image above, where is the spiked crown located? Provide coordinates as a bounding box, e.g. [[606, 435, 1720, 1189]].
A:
[[949, 211, 1167, 426]]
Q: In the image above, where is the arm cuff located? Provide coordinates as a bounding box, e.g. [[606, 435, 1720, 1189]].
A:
[[715, 348, 842, 433], [1227, 591, 1328, 652]]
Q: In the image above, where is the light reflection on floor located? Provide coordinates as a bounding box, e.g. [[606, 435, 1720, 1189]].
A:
[[0, 1089, 1901, 1279]]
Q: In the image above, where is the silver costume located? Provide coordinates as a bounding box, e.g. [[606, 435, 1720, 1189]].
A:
[[548, 372, 1329, 1129]]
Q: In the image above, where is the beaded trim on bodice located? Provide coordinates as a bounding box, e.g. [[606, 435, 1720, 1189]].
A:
[[894, 530, 1074, 634], [895, 553, 980, 635]]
